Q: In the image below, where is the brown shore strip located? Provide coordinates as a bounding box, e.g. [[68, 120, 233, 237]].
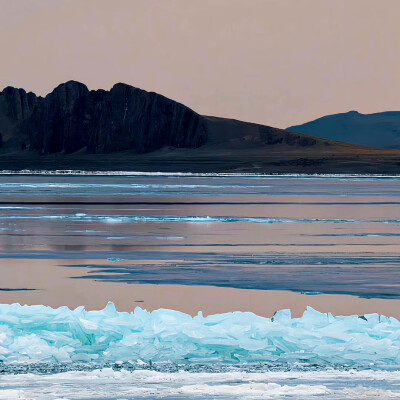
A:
[[1, 116, 399, 174], [1, 145, 399, 175]]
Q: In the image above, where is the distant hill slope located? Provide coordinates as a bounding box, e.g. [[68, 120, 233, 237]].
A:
[[287, 111, 400, 149]]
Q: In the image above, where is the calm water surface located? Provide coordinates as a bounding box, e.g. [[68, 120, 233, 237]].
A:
[[0, 173, 399, 316]]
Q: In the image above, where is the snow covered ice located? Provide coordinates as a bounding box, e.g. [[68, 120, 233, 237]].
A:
[[3, 366, 400, 399]]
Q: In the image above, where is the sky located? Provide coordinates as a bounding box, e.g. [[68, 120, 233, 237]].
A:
[[0, 0, 399, 128]]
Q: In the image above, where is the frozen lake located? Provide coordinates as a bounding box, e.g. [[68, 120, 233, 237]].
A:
[[1, 173, 400, 313], [0, 172, 400, 398]]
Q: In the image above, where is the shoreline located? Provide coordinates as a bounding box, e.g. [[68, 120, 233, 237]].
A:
[[0, 169, 400, 177]]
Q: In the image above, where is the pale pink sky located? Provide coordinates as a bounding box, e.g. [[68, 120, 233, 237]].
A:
[[0, 0, 399, 128]]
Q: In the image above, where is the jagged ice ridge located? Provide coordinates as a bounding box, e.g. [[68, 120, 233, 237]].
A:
[[1, 303, 400, 366]]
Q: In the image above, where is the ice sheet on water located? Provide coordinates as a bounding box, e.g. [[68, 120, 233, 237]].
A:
[[1, 303, 400, 367]]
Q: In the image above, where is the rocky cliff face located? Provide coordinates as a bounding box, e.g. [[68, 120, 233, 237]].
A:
[[1, 86, 37, 123], [0, 86, 37, 148], [0, 81, 208, 154]]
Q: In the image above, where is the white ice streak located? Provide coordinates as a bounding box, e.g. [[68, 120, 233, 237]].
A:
[[1, 214, 400, 224], [0, 169, 399, 179]]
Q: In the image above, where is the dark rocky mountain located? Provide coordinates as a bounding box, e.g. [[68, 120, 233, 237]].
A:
[[0, 82, 399, 174], [0, 81, 207, 154], [287, 111, 400, 149]]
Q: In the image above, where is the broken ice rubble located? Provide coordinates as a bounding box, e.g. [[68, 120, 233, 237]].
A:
[[0, 303, 399, 366]]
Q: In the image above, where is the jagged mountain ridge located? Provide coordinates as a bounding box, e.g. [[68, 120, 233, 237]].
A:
[[0, 81, 207, 154], [287, 111, 400, 149]]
